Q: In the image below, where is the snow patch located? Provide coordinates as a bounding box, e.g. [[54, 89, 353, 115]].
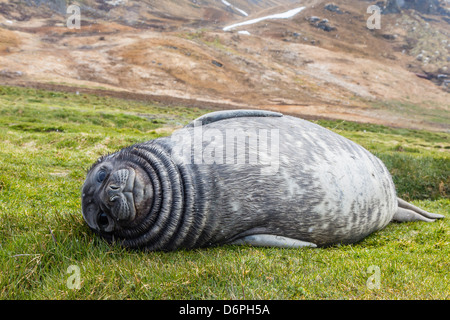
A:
[[223, 6, 305, 31], [238, 30, 251, 35], [235, 7, 249, 17], [221, 0, 248, 17], [105, 0, 127, 6]]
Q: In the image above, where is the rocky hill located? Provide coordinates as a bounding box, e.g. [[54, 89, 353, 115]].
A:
[[0, 0, 448, 131]]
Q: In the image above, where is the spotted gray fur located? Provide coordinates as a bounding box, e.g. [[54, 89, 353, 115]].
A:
[[81, 110, 444, 250]]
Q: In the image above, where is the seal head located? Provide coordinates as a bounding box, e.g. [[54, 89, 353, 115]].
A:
[[82, 154, 153, 236], [82, 140, 197, 251]]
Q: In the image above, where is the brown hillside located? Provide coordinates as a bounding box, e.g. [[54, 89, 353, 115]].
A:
[[0, 0, 448, 131]]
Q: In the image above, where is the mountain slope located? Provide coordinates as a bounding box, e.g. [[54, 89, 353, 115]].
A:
[[0, 0, 448, 131]]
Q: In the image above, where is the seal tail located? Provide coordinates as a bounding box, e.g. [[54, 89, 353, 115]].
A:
[[392, 198, 445, 222]]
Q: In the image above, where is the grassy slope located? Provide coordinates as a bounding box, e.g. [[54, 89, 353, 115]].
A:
[[0, 86, 448, 299]]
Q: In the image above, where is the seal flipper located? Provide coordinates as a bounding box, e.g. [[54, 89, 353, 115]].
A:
[[185, 109, 283, 128], [229, 234, 317, 248], [393, 198, 444, 222], [393, 208, 435, 222]]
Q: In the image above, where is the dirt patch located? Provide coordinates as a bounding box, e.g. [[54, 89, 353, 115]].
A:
[[203, 7, 233, 23], [0, 28, 20, 53]]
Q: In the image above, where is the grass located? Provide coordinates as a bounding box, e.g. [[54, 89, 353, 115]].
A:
[[369, 99, 450, 128], [0, 85, 448, 299]]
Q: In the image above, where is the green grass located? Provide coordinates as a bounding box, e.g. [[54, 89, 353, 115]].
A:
[[369, 99, 450, 128], [0, 85, 448, 299]]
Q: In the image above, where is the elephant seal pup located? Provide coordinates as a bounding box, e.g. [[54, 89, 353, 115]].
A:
[[81, 110, 444, 250]]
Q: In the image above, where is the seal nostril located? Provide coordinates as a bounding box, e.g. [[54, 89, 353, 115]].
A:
[[109, 185, 120, 191]]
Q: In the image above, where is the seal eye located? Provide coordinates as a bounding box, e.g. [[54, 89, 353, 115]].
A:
[[97, 212, 109, 227], [97, 170, 107, 183]]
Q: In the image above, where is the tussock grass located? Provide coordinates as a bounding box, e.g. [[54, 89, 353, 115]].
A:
[[0, 85, 448, 299]]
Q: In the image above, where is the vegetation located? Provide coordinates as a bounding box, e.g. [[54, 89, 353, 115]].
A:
[[0, 85, 448, 299]]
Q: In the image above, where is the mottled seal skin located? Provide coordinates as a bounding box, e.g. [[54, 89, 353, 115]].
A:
[[81, 110, 443, 250]]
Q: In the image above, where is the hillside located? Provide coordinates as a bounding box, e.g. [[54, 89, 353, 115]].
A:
[[0, 0, 449, 131]]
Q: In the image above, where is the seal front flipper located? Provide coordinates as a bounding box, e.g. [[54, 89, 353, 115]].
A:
[[185, 109, 283, 128], [229, 234, 317, 248], [393, 198, 444, 222]]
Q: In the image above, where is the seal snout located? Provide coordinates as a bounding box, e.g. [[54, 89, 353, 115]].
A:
[[107, 168, 132, 199], [105, 168, 137, 222]]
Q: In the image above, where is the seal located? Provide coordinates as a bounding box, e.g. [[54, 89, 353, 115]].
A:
[[81, 110, 444, 250]]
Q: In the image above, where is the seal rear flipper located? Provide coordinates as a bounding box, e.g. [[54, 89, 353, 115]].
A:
[[393, 198, 444, 222], [185, 109, 283, 128], [229, 234, 317, 248]]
